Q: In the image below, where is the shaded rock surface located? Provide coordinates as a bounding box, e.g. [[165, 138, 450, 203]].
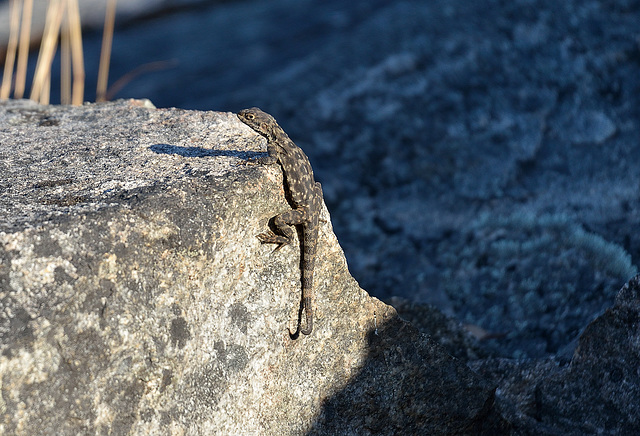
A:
[[0, 100, 503, 435], [470, 275, 640, 435]]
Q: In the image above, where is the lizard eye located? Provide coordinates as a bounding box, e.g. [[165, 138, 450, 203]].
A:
[[246, 113, 255, 120]]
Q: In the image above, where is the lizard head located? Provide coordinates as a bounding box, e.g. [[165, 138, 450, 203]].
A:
[[237, 107, 276, 140]]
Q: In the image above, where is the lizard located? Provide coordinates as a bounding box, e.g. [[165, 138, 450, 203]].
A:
[[237, 107, 322, 337]]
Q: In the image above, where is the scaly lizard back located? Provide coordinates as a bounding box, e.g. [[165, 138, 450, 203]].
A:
[[237, 107, 322, 337]]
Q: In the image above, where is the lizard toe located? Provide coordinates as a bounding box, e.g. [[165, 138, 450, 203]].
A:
[[256, 230, 276, 242]]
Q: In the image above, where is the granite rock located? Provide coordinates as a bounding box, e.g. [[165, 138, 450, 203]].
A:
[[0, 99, 502, 435]]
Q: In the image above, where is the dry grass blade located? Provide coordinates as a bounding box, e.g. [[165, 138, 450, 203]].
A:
[[40, 65, 51, 103], [105, 59, 178, 102], [14, 0, 33, 99], [97, 0, 118, 102], [4, 0, 116, 105], [1, 0, 22, 100], [66, 0, 85, 105], [60, 9, 71, 104], [30, 0, 65, 104]]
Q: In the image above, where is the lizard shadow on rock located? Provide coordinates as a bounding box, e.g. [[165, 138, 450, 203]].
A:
[[149, 143, 256, 159]]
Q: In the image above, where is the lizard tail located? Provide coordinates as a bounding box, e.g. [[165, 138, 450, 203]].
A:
[[300, 297, 313, 335], [299, 218, 318, 336]]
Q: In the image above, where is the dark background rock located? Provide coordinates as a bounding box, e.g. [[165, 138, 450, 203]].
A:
[[470, 275, 640, 435], [12, 0, 635, 360]]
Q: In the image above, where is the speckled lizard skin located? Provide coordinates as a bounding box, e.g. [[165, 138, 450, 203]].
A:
[[238, 107, 322, 336]]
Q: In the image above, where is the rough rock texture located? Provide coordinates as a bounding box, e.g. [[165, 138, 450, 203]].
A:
[[470, 275, 640, 435], [0, 100, 503, 435], [15, 0, 638, 362]]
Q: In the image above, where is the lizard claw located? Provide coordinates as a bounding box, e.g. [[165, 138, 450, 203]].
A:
[[272, 243, 287, 252], [256, 231, 291, 250], [236, 158, 258, 166], [256, 230, 277, 242]]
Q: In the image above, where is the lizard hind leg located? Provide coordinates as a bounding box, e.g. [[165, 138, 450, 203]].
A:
[[257, 208, 307, 250]]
